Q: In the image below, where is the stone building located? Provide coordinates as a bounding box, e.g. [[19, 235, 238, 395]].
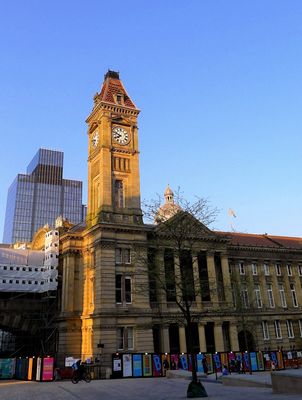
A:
[[57, 71, 302, 370]]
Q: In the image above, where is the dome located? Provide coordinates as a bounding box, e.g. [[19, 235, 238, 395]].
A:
[[154, 186, 181, 224], [164, 185, 174, 197]]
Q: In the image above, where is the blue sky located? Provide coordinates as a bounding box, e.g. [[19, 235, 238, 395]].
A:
[[1, 0, 302, 238]]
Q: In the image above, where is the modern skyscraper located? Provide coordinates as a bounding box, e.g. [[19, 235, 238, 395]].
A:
[[3, 148, 85, 244]]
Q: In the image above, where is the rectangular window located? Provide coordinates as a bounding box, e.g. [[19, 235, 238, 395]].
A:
[[262, 321, 269, 340], [298, 265, 302, 277], [255, 284, 262, 308], [115, 248, 131, 264], [275, 263, 281, 276], [115, 248, 122, 264], [274, 320, 282, 339], [286, 320, 294, 339], [267, 284, 275, 308], [117, 327, 124, 350], [278, 284, 287, 308], [287, 264, 292, 276], [239, 262, 245, 275], [115, 274, 122, 303], [116, 275, 132, 304], [252, 263, 258, 276], [241, 285, 249, 308], [264, 263, 270, 276], [124, 249, 131, 264], [290, 284, 298, 307], [125, 276, 132, 303], [127, 327, 134, 350], [116, 327, 134, 351], [114, 180, 124, 208], [231, 284, 236, 308], [299, 320, 302, 337]]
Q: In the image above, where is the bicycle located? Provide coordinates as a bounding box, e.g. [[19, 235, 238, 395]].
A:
[[71, 369, 92, 384]]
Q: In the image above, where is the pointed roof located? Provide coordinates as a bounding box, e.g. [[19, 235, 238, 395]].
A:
[[98, 70, 137, 109]]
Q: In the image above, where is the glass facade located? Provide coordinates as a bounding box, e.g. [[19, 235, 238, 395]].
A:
[[3, 149, 84, 244]]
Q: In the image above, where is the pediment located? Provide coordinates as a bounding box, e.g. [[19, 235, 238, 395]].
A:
[[154, 211, 224, 242]]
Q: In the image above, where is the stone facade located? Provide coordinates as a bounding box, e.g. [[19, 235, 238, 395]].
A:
[[57, 71, 302, 370]]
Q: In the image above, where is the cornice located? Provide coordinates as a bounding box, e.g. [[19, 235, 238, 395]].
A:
[[86, 102, 140, 123]]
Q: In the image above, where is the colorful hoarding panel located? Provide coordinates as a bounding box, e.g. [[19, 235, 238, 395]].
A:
[[205, 354, 213, 374], [27, 358, 33, 380], [196, 353, 203, 372], [112, 354, 123, 379], [122, 354, 132, 377], [152, 354, 162, 376], [256, 352, 265, 371], [179, 354, 188, 370], [228, 352, 236, 372], [42, 357, 54, 381], [15, 358, 28, 380], [276, 351, 284, 369], [250, 352, 258, 371], [220, 353, 229, 370], [133, 354, 142, 377], [213, 353, 221, 372], [243, 352, 250, 372], [143, 354, 152, 377], [263, 352, 271, 370], [0, 358, 15, 379], [170, 354, 179, 370], [36, 358, 42, 381]]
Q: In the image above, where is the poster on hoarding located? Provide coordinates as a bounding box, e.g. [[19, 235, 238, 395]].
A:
[[276, 351, 284, 369], [143, 354, 152, 377], [243, 352, 250, 371], [122, 354, 132, 377], [152, 354, 161, 376], [250, 352, 258, 371], [213, 353, 221, 372], [65, 357, 80, 367], [0, 358, 15, 379], [133, 354, 142, 377], [205, 354, 213, 374], [36, 358, 41, 381], [42, 357, 54, 381], [220, 353, 228, 370], [228, 352, 236, 372], [179, 354, 188, 370], [27, 358, 33, 380], [196, 354, 203, 372], [257, 352, 265, 370], [113, 358, 122, 372], [170, 354, 179, 370]]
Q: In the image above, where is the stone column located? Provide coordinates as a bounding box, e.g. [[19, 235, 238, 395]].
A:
[[179, 326, 187, 353], [174, 253, 182, 301], [198, 323, 207, 352], [220, 253, 233, 305], [66, 253, 75, 312], [214, 322, 224, 352], [192, 253, 202, 308], [156, 248, 167, 311], [206, 252, 218, 307], [229, 322, 239, 351]]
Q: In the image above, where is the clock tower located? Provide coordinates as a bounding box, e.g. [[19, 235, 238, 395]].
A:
[[86, 70, 142, 226]]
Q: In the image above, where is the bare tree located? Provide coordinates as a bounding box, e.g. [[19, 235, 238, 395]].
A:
[[137, 190, 220, 397]]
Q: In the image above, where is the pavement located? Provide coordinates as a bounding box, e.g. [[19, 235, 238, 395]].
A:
[[0, 371, 302, 399]]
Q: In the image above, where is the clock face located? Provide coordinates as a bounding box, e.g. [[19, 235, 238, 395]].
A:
[[112, 126, 130, 145], [92, 131, 99, 148]]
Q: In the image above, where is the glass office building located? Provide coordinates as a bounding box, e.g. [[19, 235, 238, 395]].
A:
[[3, 149, 85, 244]]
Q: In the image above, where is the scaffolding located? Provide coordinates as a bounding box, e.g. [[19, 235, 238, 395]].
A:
[[0, 230, 60, 357]]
